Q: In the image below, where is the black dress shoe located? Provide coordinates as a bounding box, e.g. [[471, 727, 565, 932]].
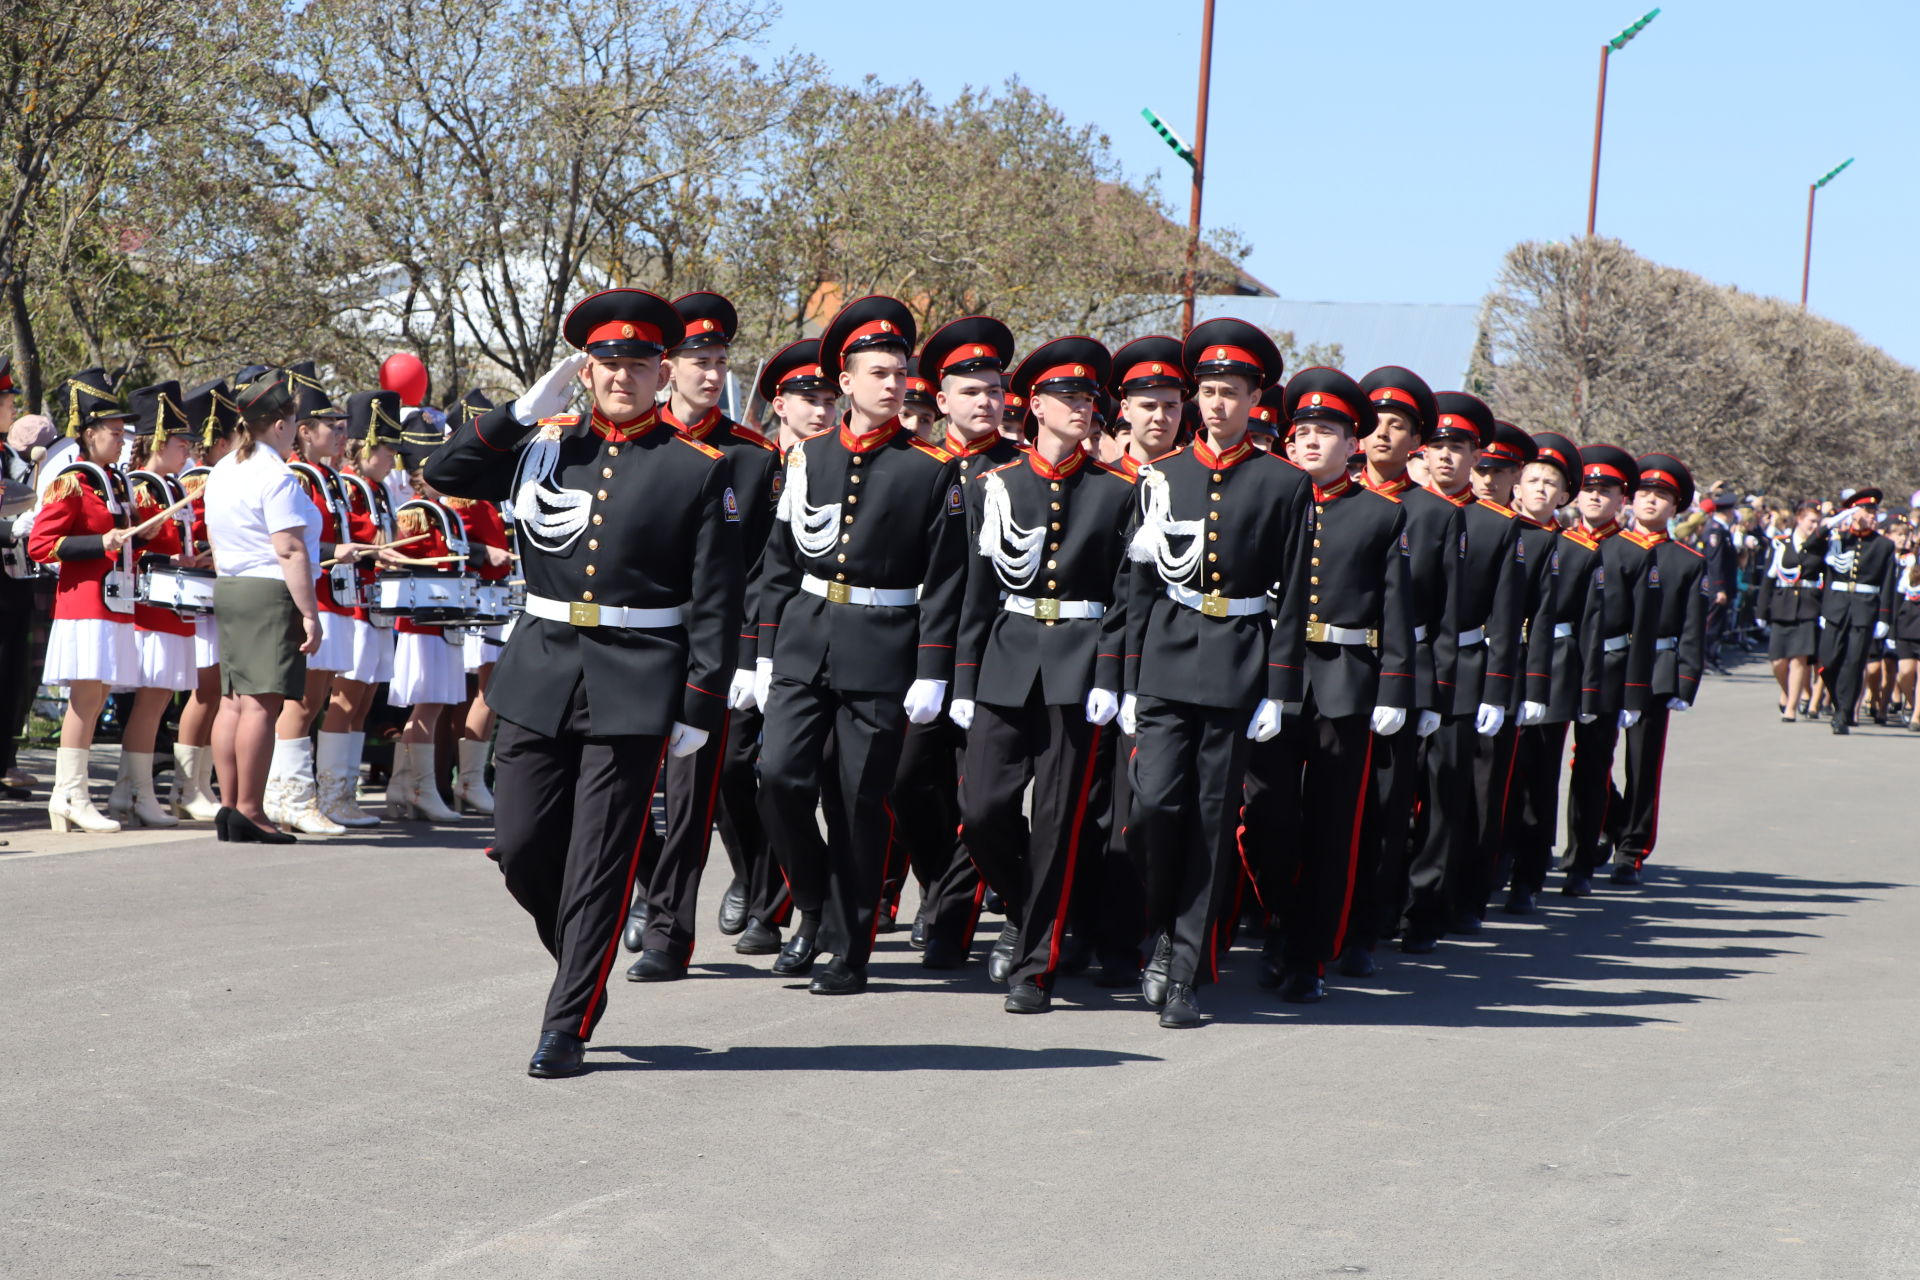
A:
[[771, 934, 818, 976], [1447, 909, 1483, 936], [1004, 982, 1050, 1013], [1140, 933, 1172, 1008], [1399, 932, 1438, 955], [1502, 888, 1537, 916], [1609, 862, 1643, 887], [986, 923, 1019, 984], [226, 810, 296, 844], [1255, 932, 1285, 989], [1279, 969, 1325, 1004], [808, 959, 867, 995], [717, 880, 749, 936], [735, 916, 782, 955], [1336, 945, 1377, 978], [1831, 717, 1849, 736], [920, 937, 965, 970], [909, 907, 928, 951], [1158, 981, 1202, 1028], [527, 1031, 586, 1078], [1561, 873, 1594, 897], [621, 904, 649, 953], [215, 806, 234, 843], [624, 949, 686, 982]]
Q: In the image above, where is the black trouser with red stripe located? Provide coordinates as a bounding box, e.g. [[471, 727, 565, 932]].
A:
[[891, 718, 968, 928], [1360, 723, 1420, 946], [1617, 704, 1672, 869], [758, 677, 905, 973], [958, 695, 1103, 991], [1246, 713, 1375, 974], [1505, 721, 1569, 893], [1070, 726, 1146, 970], [636, 713, 733, 961], [1406, 715, 1473, 938], [1564, 716, 1621, 876], [1459, 721, 1522, 916], [710, 706, 791, 927], [1239, 716, 1307, 921], [492, 685, 666, 1039], [1127, 698, 1251, 989]]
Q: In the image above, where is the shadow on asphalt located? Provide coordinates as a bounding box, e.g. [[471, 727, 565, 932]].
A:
[[597, 1043, 1161, 1071]]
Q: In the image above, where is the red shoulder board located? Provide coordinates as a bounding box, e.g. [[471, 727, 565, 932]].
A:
[[730, 422, 782, 454], [1677, 542, 1705, 558], [910, 438, 955, 463], [536, 414, 582, 428], [1091, 459, 1138, 484], [1563, 529, 1599, 550], [1477, 498, 1516, 518], [1367, 486, 1402, 505], [679, 436, 725, 462]]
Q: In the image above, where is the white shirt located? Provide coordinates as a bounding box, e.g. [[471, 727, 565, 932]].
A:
[[205, 443, 321, 580]]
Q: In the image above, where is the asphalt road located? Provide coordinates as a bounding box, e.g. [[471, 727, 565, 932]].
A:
[[3, 662, 1915, 1279]]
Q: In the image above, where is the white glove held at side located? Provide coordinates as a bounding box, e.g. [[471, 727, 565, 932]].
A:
[[667, 722, 709, 758], [1247, 698, 1283, 743], [1415, 709, 1444, 738], [752, 657, 773, 712], [1474, 703, 1506, 736], [1370, 705, 1407, 736], [1120, 693, 1139, 736], [947, 698, 975, 730], [1085, 689, 1118, 726], [727, 668, 758, 712], [903, 678, 948, 725], [1519, 701, 1548, 726], [1618, 708, 1642, 729]]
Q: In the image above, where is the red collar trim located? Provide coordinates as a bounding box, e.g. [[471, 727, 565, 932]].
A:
[[663, 403, 721, 441], [1192, 436, 1255, 470], [590, 408, 660, 441], [839, 415, 900, 452], [1364, 471, 1413, 497], [1119, 454, 1143, 478], [1584, 518, 1620, 540], [1520, 513, 1558, 531], [945, 429, 1001, 457], [1624, 529, 1668, 549], [1028, 448, 1085, 482], [1429, 483, 1474, 508], [1313, 474, 1354, 503]]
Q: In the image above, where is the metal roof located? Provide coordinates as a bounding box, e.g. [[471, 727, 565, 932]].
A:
[[1188, 297, 1483, 387]]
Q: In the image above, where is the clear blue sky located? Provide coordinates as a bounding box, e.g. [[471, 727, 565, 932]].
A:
[[762, 0, 1920, 366]]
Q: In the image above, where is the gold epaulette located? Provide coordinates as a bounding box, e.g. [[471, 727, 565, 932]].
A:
[[180, 473, 208, 497], [442, 495, 476, 510], [396, 508, 429, 537], [1563, 529, 1599, 550], [44, 473, 82, 504], [909, 438, 954, 463], [536, 414, 581, 428], [679, 436, 724, 461]]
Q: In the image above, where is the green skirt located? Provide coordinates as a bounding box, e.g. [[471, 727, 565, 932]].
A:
[[215, 576, 307, 698]]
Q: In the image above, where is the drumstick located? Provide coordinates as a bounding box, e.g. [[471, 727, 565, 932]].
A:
[[128, 494, 195, 537], [318, 533, 432, 567], [383, 554, 471, 567]]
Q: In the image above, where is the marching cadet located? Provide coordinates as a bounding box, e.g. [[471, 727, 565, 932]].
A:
[[1804, 488, 1896, 735], [1500, 431, 1578, 914], [1608, 453, 1709, 884], [1564, 444, 1638, 895], [425, 287, 741, 1078], [900, 357, 940, 441], [901, 316, 1025, 972], [1122, 318, 1311, 1028], [752, 295, 967, 996], [1400, 392, 1523, 951], [1107, 336, 1185, 480], [620, 291, 784, 981], [1756, 502, 1825, 722], [1353, 366, 1459, 969], [949, 335, 1133, 1012], [1244, 368, 1412, 1003]]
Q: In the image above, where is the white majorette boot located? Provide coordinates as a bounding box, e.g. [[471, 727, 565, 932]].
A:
[[278, 736, 344, 835], [49, 746, 120, 833], [123, 751, 179, 828], [316, 730, 379, 828], [171, 743, 222, 821], [388, 742, 460, 823], [107, 750, 137, 823], [454, 738, 495, 815]]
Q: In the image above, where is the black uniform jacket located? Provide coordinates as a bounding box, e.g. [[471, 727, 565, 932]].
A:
[[1508, 514, 1561, 713], [425, 404, 741, 738], [1364, 473, 1460, 713], [1300, 475, 1414, 719], [754, 415, 966, 696], [1123, 437, 1312, 709], [1804, 526, 1896, 629], [1625, 532, 1709, 709], [665, 405, 782, 666], [955, 448, 1135, 708], [1579, 526, 1659, 716], [1531, 521, 1613, 722], [1433, 488, 1524, 715], [1755, 531, 1825, 624], [1895, 557, 1920, 642]]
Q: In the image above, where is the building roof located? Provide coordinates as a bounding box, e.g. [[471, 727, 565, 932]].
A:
[[1188, 297, 1482, 387]]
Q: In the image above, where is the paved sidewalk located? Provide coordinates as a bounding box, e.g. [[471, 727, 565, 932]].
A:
[[3, 665, 1915, 1278]]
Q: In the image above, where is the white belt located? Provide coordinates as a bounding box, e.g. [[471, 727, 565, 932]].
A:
[[1831, 581, 1881, 594], [802, 574, 919, 607], [525, 593, 684, 629], [1413, 624, 1429, 643], [1004, 594, 1105, 620], [1602, 633, 1631, 652], [1165, 584, 1267, 618], [1654, 635, 1678, 651], [1457, 626, 1486, 647], [1306, 621, 1377, 647], [1553, 622, 1575, 639]]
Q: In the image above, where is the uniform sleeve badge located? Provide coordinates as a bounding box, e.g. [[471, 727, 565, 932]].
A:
[[1399, 529, 1410, 557], [723, 487, 740, 523], [1514, 537, 1525, 563], [947, 483, 964, 516], [1648, 564, 1661, 588], [1458, 531, 1469, 558], [770, 472, 784, 498]]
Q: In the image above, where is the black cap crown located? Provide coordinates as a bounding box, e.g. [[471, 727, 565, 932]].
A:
[[758, 338, 830, 404], [1430, 391, 1495, 447], [347, 390, 405, 448], [0, 355, 14, 396], [288, 360, 346, 420], [920, 316, 1016, 387], [1011, 337, 1113, 400], [1480, 420, 1539, 470], [1183, 318, 1283, 390], [1110, 336, 1187, 396], [670, 292, 738, 352], [902, 357, 937, 408], [1529, 431, 1581, 494], [1634, 452, 1694, 508], [1282, 367, 1379, 438], [1578, 444, 1637, 491], [59, 367, 129, 435], [1359, 366, 1437, 439], [129, 380, 195, 446], [183, 379, 237, 445], [819, 296, 916, 381], [235, 368, 296, 420], [563, 288, 684, 359]]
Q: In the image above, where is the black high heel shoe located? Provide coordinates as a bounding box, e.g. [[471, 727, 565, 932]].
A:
[[226, 809, 297, 845], [215, 807, 234, 842]]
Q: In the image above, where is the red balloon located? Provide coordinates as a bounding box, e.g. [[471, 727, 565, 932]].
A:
[[380, 352, 430, 407]]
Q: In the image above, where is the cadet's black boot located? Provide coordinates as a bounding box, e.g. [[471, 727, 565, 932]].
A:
[[1140, 933, 1173, 1008]]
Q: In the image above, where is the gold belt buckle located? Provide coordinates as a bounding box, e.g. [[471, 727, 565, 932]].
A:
[[1365, 627, 1380, 649], [568, 600, 600, 627], [1200, 593, 1230, 619], [1033, 598, 1061, 620], [1305, 620, 1328, 643], [826, 581, 852, 605]]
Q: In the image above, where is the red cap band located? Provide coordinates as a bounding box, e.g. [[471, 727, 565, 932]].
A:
[[1292, 391, 1356, 422], [778, 364, 825, 387], [585, 319, 663, 347], [1481, 442, 1525, 463], [1583, 463, 1626, 484], [1032, 363, 1098, 387], [1121, 359, 1181, 384], [0, 372, 13, 394], [1370, 387, 1418, 412], [938, 343, 1001, 375], [905, 378, 933, 396], [841, 318, 904, 354], [1537, 446, 1569, 469], [1253, 406, 1280, 424], [1194, 344, 1261, 371], [1844, 492, 1879, 508], [1432, 413, 1482, 441], [1639, 469, 1682, 493]]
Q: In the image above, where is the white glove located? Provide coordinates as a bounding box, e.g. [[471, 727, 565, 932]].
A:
[[1474, 703, 1506, 736], [727, 668, 758, 712], [1415, 709, 1443, 738], [1246, 698, 1283, 743], [1519, 701, 1548, 726], [512, 352, 588, 424], [947, 697, 975, 730], [1085, 688, 1119, 726], [903, 678, 948, 725], [1875, 621, 1890, 639], [667, 721, 709, 758], [1817, 616, 1827, 629], [1666, 697, 1690, 712], [1369, 705, 1407, 736], [1618, 709, 1641, 729], [1120, 693, 1139, 736], [1578, 712, 1597, 725], [752, 657, 773, 712]]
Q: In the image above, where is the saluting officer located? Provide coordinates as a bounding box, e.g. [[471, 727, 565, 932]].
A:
[[621, 291, 784, 982], [1564, 445, 1638, 895], [752, 296, 968, 996], [425, 288, 742, 1078], [1246, 367, 1413, 1004], [1805, 488, 1896, 735], [949, 336, 1133, 1011], [1123, 318, 1311, 1029]]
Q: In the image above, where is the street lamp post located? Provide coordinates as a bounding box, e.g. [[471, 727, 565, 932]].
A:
[[1801, 158, 1855, 310], [1586, 8, 1660, 238]]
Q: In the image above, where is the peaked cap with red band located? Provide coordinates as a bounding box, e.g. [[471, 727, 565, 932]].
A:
[[1478, 420, 1539, 469], [1011, 336, 1112, 401], [1529, 430, 1580, 495], [758, 338, 830, 404], [1109, 335, 1188, 395], [1183, 317, 1283, 390], [1430, 391, 1495, 447], [670, 292, 738, 352], [920, 315, 1016, 388], [1843, 487, 1884, 510], [564, 288, 684, 359], [1634, 451, 1694, 508], [819, 295, 916, 381], [1359, 365, 1438, 440], [1249, 384, 1284, 435], [902, 356, 937, 407], [1282, 366, 1379, 438], [1578, 443, 1637, 491]]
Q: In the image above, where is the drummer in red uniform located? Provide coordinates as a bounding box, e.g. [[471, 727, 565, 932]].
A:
[[169, 379, 238, 822], [384, 466, 470, 824]]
